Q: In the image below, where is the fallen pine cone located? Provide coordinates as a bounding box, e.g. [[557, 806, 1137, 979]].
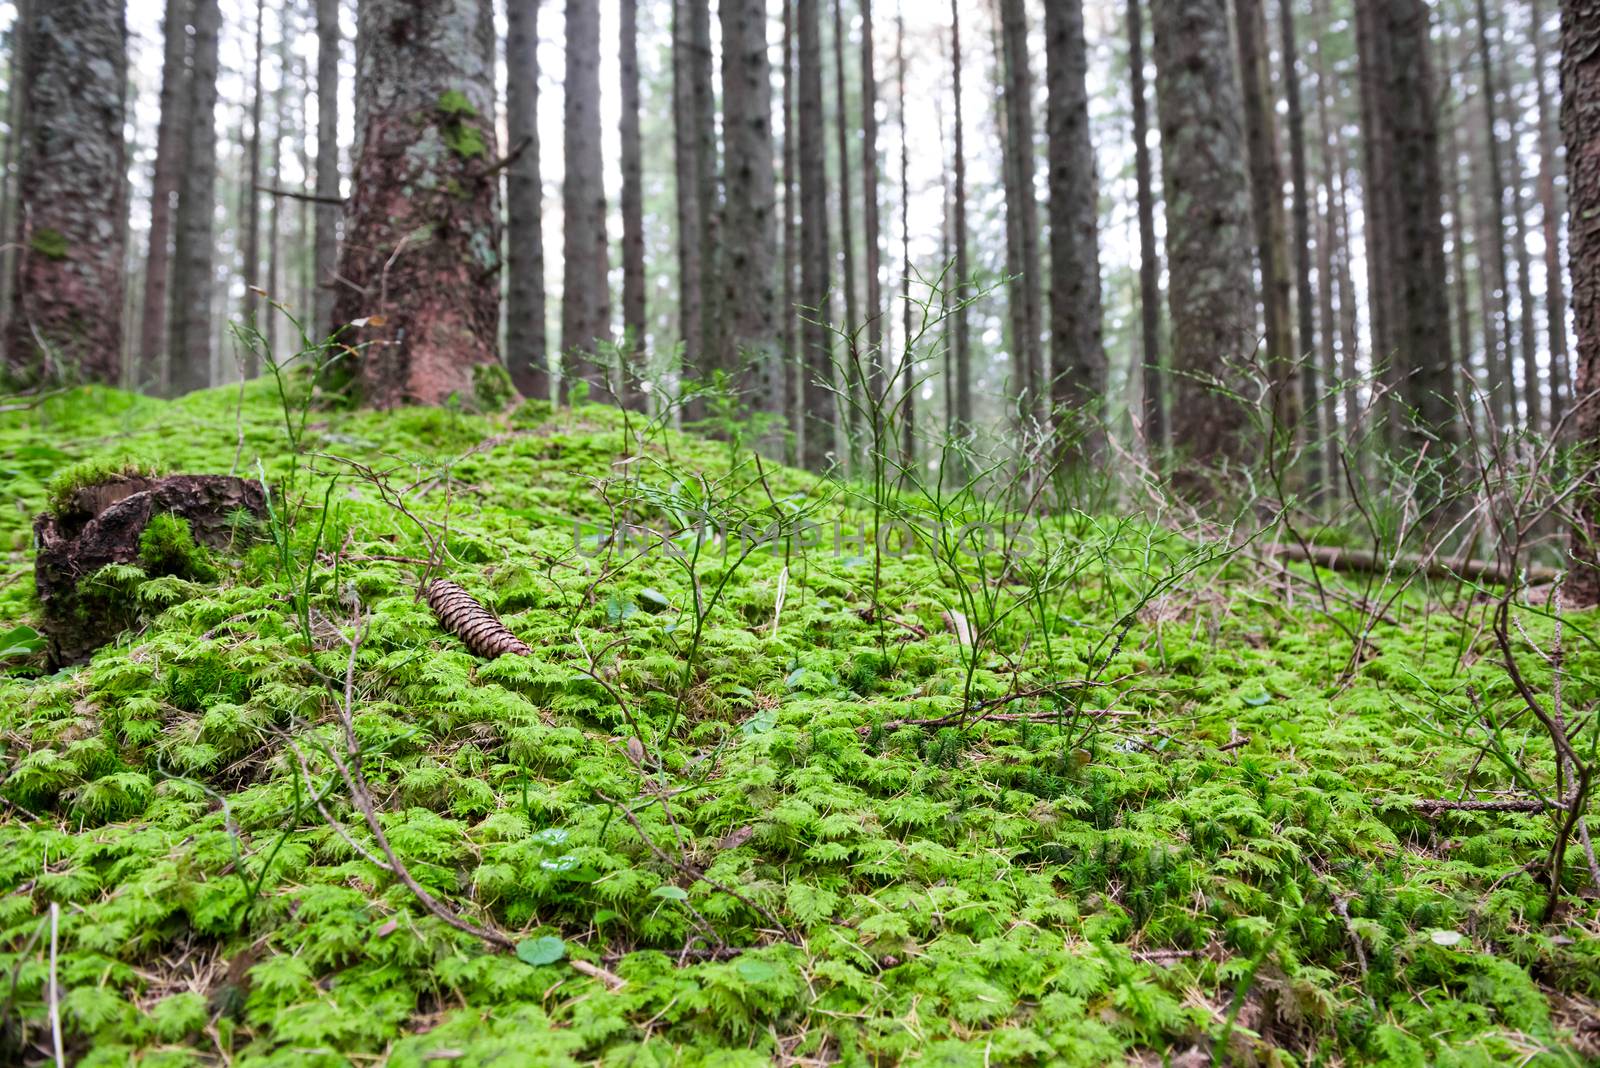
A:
[[425, 579, 533, 659]]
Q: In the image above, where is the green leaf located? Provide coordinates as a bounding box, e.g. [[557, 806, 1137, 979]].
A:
[[1242, 692, 1273, 707], [734, 956, 779, 984], [650, 885, 689, 901], [0, 625, 44, 661], [637, 587, 675, 613], [516, 936, 567, 966]]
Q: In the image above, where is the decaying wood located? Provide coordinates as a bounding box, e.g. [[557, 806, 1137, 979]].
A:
[[1268, 543, 1559, 585], [33, 474, 267, 666], [424, 579, 532, 658]]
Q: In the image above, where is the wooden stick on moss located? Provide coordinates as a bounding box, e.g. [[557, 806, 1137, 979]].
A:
[[425, 579, 532, 658]]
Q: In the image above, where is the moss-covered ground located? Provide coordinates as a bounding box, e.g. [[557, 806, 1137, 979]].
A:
[[0, 382, 1597, 1066]]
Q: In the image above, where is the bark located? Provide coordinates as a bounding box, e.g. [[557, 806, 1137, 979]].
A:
[[1234, 0, 1295, 433], [1508, 102, 1541, 431], [1127, 0, 1162, 450], [3, 0, 127, 387], [782, 0, 801, 461], [1352, 0, 1393, 386], [1532, 0, 1570, 428], [1150, 0, 1257, 490], [999, 0, 1044, 428], [314, 0, 341, 343], [862, 0, 884, 407], [1564, 0, 1600, 606], [333, 0, 501, 408], [136, 0, 188, 394], [1280, 0, 1318, 485], [0, 0, 29, 344], [242, 0, 265, 351], [799, 0, 837, 468], [1044, 0, 1105, 455], [1313, 0, 1340, 490], [897, 7, 913, 469], [1447, 81, 1476, 411], [505, 0, 547, 400], [675, 0, 705, 399], [1475, 0, 1515, 425], [168, 0, 219, 396], [1355, 0, 1455, 446], [620, 0, 646, 410], [266, 25, 289, 364], [690, 0, 721, 379], [720, 0, 783, 434], [950, 0, 972, 444], [833, 0, 861, 445], [560, 0, 612, 399]]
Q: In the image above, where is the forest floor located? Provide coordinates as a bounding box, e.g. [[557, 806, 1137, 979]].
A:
[[0, 379, 1598, 1066]]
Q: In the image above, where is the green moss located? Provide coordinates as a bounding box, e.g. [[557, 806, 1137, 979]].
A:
[[437, 89, 477, 118], [138, 514, 219, 583], [46, 458, 159, 514], [471, 362, 516, 412], [30, 227, 68, 260], [442, 121, 486, 161]]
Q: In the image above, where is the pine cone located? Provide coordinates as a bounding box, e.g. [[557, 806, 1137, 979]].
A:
[[424, 579, 533, 659]]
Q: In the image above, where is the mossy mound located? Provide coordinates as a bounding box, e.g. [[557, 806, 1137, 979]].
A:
[[0, 381, 1595, 1066]]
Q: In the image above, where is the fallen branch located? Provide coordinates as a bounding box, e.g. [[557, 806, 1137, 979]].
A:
[[1412, 795, 1562, 814], [1268, 543, 1559, 586]]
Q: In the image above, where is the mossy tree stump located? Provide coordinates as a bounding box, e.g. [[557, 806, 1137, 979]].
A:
[[34, 474, 266, 667]]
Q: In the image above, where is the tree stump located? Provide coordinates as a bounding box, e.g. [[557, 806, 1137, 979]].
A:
[[33, 474, 267, 667]]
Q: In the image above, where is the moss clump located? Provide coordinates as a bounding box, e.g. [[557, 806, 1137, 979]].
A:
[[472, 363, 516, 412], [438, 89, 477, 118], [46, 458, 159, 514], [138, 514, 218, 583], [438, 90, 487, 160], [29, 227, 68, 260]]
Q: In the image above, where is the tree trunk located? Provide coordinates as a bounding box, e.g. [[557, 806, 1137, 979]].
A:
[[1532, 0, 1570, 428], [0, 0, 30, 349], [136, 0, 188, 394], [619, 0, 646, 410], [782, 0, 801, 462], [998, 0, 1044, 430], [266, 24, 288, 366], [1280, 0, 1318, 488], [1127, 0, 1162, 450], [862, 0, 883, 409], [1044, 0, 1105, 457], [1508, 101, 1542, 431], [897, 6, 913, 469], [1475, 0, 1515, 427], [690, 0, 721, 382], [1562, 0, 1600, 606], [314, 0, 340, 345], [674, 0, 705, 404], [799, 0, 837, 469], [505, 0, 546, 401], [1150, 0, 1258, 491], [1312, 0, 1340, 491], [3, 0, 127, 386], [833, 0, 861, 449], [241, 0, 265, 355], [560, 0, 612, 400], [168, 0, 219, 396], [950, 0, 972, 445], [1234, 0, 1295, 435], [333, 0, 500, 408], [721, 0, 783, 440]]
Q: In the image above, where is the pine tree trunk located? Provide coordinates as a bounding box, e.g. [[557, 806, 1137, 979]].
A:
[[949, 0, 972, 445], [1150, 0, 1258, 492], [313, 0, 340, 344], [674, 0, 705, 404], [266, 25, 287, 367], [4, 0, 127, 386], [999, 0, 1044, 429], [782, 0, 801, 462], [137, 0, 188, 394], [721, 0, 783, 440], [799, 0, 836, 469], [1234, 0, 1295, 435], [861, 0, 883, 407], [1127, 0, 1163, 450], [1447, 79, 1476, 413], [168, 0, 219, 396], [1532, 0, 1570, 428], [1044, 0, 1105, 457], [619, 0, 646, 410], [1280, 0, 1318, 488], [0, 0, 30, 348], [333, 0, 500, 408], [1561, 0, 1600, 606], [690, 0, 721, 380], [560, 0, 612, 400], [897, 6, 913, 469], [505, 0, 547, 401], [833, 0, 861, 449], [1509, 105, 1541, 432], [1314, 24, 1339, 495], [241, 0, 265, 357], [1475, 0, 1515, 426]]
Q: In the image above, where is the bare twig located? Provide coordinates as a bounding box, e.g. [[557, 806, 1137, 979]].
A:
[[254, 183, 345, 206], [48, 901, 63, 1068]]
